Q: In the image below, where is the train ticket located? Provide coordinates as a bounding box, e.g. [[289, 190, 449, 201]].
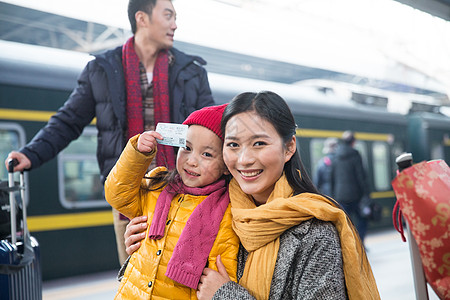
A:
[[155, 123, 188, 147]]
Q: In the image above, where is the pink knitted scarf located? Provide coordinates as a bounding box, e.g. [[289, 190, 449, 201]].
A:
[[148, 175, 229, 289]]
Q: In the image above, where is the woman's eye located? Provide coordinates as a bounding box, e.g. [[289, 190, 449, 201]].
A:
[[226, 142, 238, 148], [254, 141, 266, 146], [184, 146, 191, 151]]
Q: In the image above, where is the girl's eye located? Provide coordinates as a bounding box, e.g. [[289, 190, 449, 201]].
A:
[[183, 146, 191, 151], [254, 141, 266, 146], [203, 152, 213, 158]]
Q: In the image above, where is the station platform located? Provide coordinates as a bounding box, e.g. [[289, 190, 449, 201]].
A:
[[42, 229, 440, 300]]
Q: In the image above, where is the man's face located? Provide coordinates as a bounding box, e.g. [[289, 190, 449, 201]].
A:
[[143, 0, 177, 50]]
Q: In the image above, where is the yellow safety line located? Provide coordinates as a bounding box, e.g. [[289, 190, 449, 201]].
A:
[[444, 137, 450, 146], [370, 191, 395, 199], [296, 129, 390, 141], [27, 211, 113, 232], [0, 108, 54, 122], [0, 108, 96, 124]]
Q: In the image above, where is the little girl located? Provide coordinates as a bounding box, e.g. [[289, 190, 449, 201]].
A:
[[105, 104, 239, 299]]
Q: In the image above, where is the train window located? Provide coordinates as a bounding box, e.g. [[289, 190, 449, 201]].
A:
[[0, 123, 26, 179], [57, 127, 107, 209], [310, 139, 326, 182], [354, 141, 369, 171], [0, 122, 29, 204], [431, 142, 444, 160], [372, 142, 390, 190]]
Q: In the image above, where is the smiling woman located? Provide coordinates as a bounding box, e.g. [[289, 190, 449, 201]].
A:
[[196, 91, 381, 300]]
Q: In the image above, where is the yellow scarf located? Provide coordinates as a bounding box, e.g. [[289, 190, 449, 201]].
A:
[[229, 174, 380, 300]]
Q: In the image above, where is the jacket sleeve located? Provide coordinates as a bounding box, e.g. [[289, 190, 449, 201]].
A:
[[104, 135, 155, 218], [20, 62, 97, 169], [354, 152, 370, 197], [330, 159, 336, 195]]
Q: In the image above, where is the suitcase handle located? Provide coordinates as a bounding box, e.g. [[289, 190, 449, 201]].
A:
[[7, 159, 27, 245], [7, 158, 19, 173]]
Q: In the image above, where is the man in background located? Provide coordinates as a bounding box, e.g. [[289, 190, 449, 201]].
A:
[[5, 0, 214, 265], [331, 131, 370, 243]]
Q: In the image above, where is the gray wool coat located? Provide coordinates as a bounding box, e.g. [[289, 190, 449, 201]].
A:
[[213, 218, 348, 300]]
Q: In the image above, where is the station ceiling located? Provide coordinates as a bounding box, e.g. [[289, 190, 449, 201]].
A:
[[0, 1, 448, 105], [394, 0, 450, 21]]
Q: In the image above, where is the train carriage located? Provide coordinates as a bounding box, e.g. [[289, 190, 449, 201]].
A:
[[407, 112, 450, 163]]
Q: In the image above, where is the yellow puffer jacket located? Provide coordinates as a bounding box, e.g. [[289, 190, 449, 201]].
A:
[[105, 136, 239, 299]]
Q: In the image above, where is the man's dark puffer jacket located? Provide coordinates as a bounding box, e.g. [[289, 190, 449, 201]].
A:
[[20, 46, 214, 183]]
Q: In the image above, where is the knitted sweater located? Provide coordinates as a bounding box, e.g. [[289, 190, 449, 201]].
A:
[[213, 218, 348, 300]]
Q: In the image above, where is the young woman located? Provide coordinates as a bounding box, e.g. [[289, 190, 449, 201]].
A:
[[105, 104, 239, 299], [124, 92, 380, 300]]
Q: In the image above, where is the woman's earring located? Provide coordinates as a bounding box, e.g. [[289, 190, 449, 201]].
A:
[[297, 169, 302, 180]]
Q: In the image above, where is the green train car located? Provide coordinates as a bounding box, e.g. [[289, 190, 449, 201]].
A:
[[1, 40, 449, 280]]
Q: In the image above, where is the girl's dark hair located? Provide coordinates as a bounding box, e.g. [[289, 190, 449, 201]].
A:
[[221, 91, 341, 205], [144, 168, 178, 192]]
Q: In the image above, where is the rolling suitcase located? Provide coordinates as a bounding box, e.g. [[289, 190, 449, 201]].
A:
[[0, 159, 42, 300]]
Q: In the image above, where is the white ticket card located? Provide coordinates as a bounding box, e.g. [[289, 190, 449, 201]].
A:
[[155, 123, 188, 147]]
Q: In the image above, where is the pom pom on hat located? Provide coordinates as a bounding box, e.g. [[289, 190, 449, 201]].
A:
[[182, 104, 228, 141]]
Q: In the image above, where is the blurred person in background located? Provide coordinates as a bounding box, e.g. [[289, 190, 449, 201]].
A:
[[331, 131, 370, 244], [314, 137, 338, 197]]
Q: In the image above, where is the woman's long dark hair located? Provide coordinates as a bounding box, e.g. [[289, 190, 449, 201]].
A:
[[221, 91, 340, 205]]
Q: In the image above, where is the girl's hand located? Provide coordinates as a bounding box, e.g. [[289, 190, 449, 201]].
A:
[[137, 131, 163, 153], [197, 255, 231, 300]]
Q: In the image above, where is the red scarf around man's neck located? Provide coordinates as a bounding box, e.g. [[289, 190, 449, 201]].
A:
[[122, 37, 175, 169]]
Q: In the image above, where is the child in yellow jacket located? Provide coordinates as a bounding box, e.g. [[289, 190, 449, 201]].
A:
[[105, 104, 239, 299]]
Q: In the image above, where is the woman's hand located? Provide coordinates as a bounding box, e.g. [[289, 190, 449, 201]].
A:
[[124, 216, 148, 255], [197, 255, 231, 300], [137, 131, 163, 153]]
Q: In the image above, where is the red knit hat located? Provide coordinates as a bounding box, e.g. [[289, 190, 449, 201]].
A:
[[182, 103, 228, 141]]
